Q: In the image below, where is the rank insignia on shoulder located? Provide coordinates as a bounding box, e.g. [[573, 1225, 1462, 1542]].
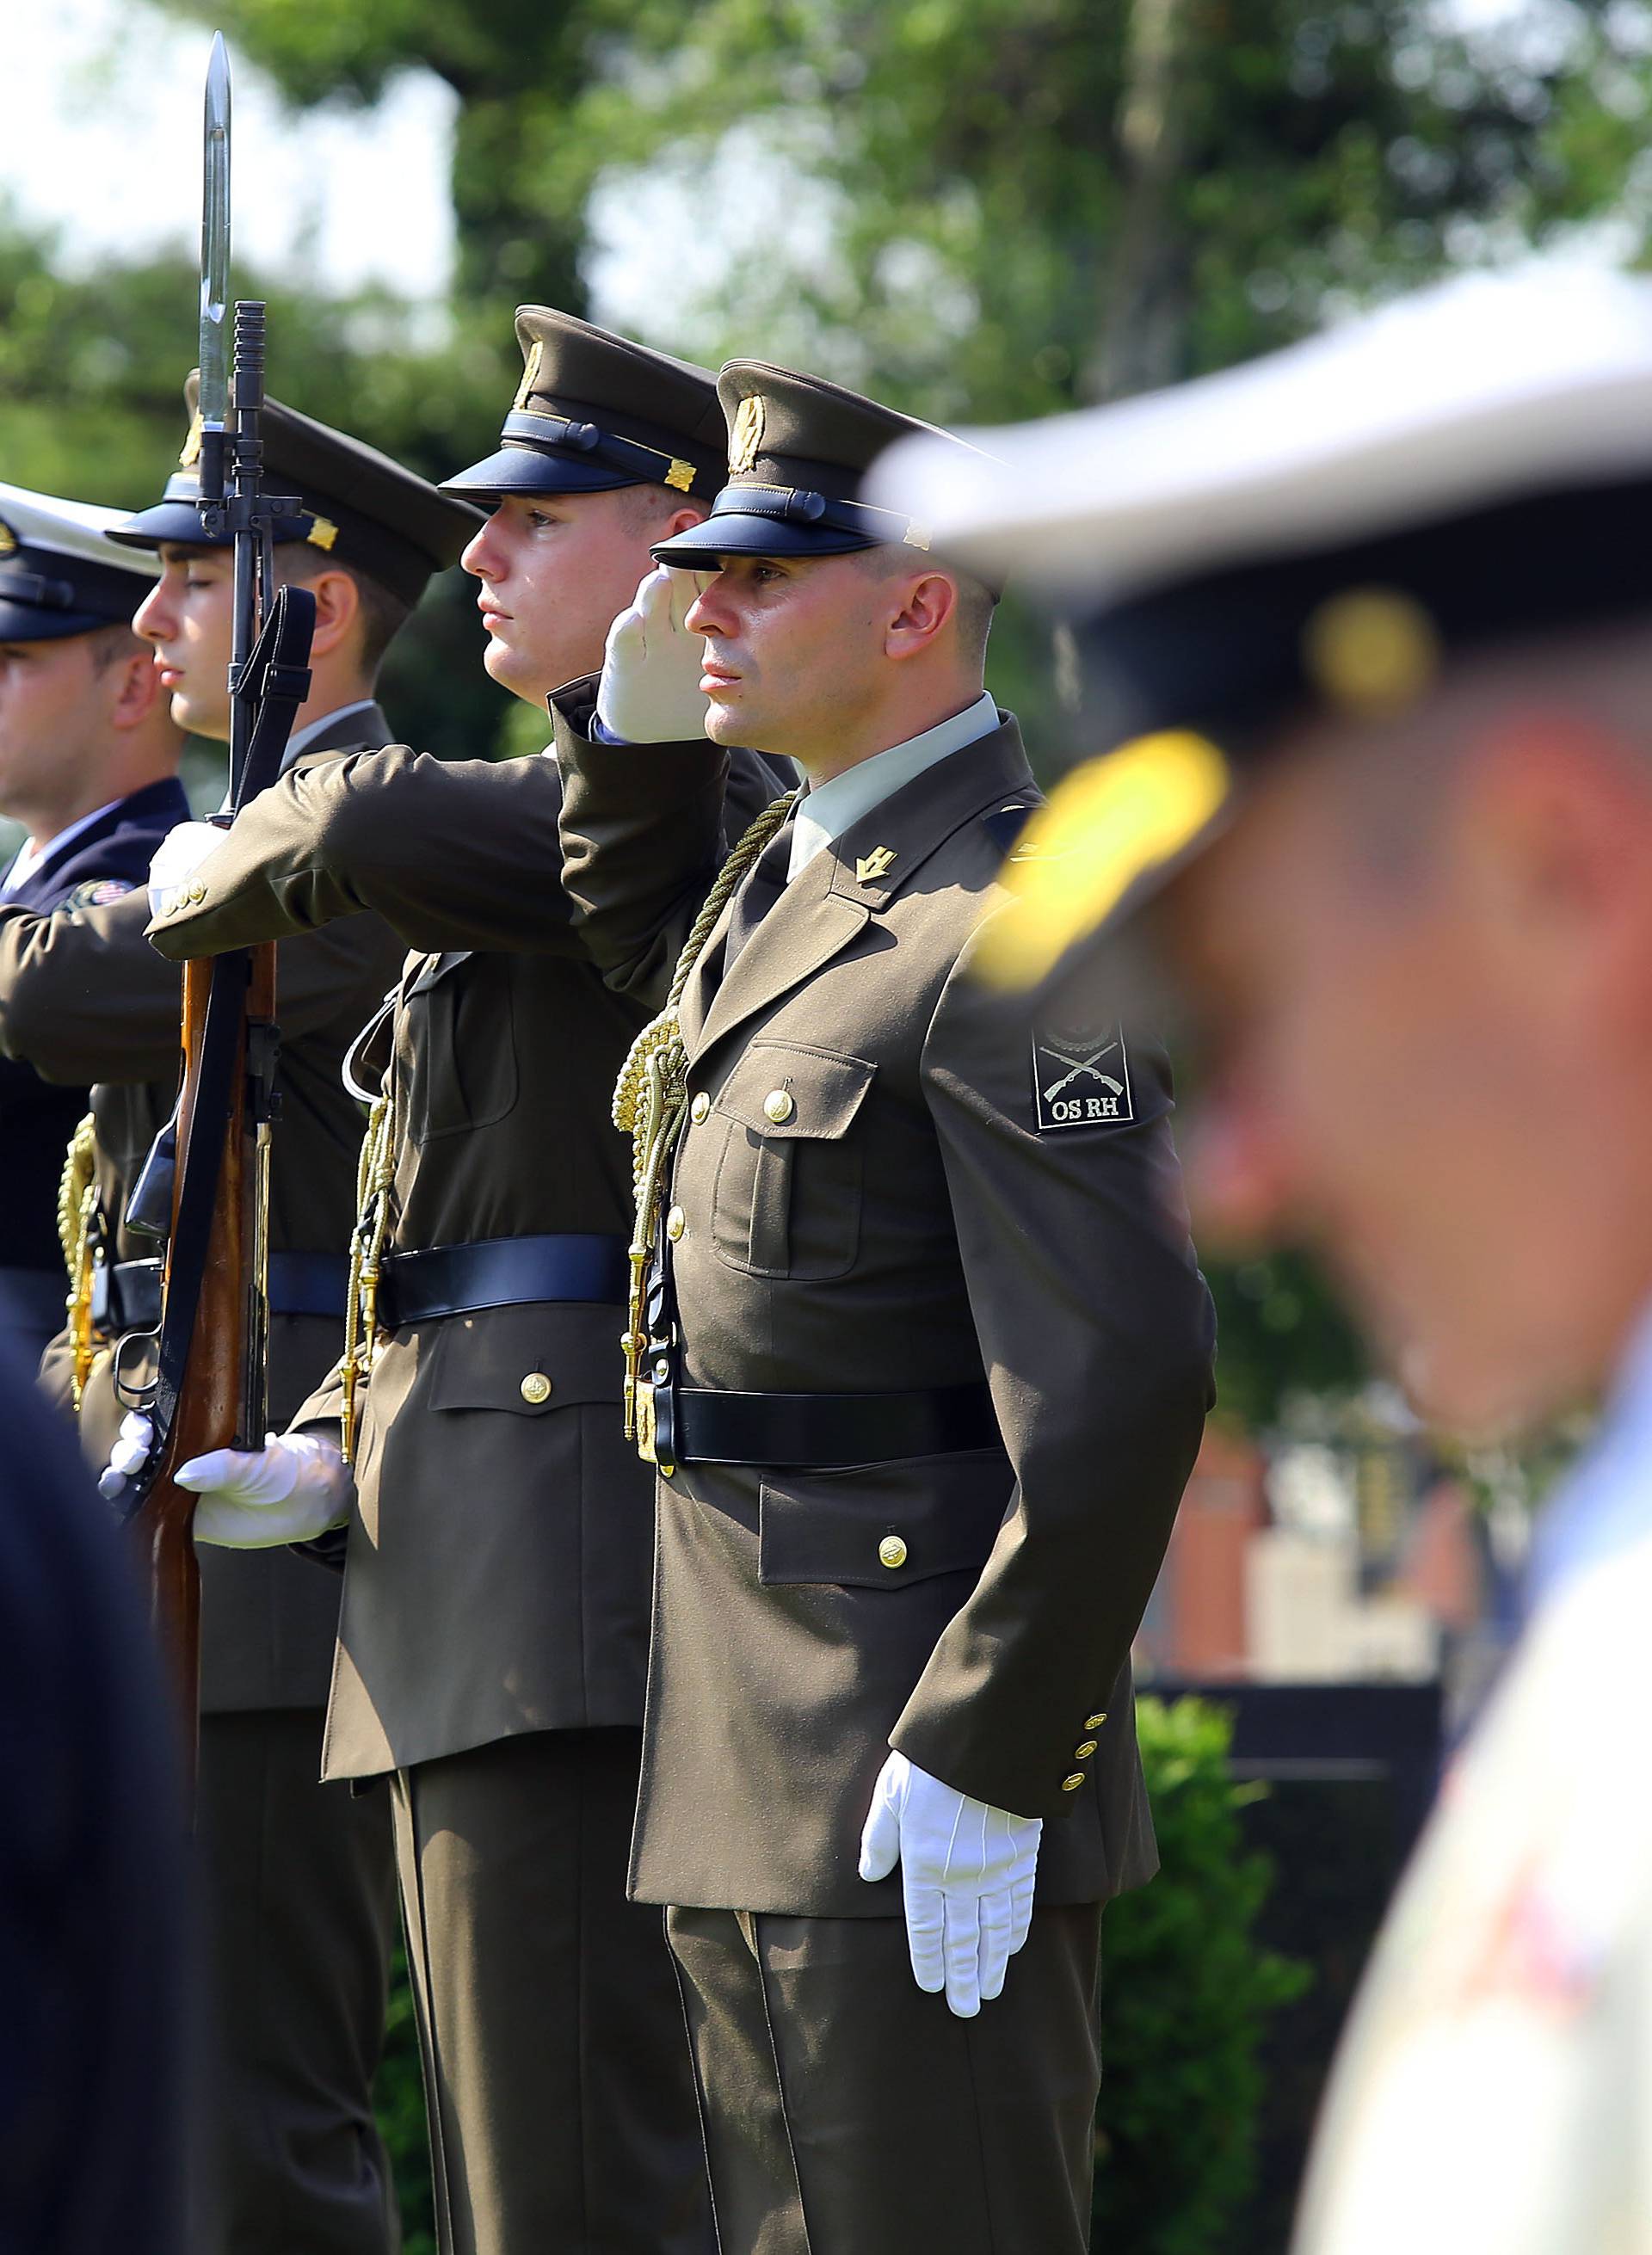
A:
[[65, 878, 135, 911], [1032, 1018, 1133, 1132]]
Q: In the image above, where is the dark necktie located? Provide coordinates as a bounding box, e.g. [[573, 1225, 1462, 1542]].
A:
[[716, 816, 796, 983]]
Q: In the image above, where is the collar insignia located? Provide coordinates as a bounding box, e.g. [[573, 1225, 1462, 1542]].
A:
[[730, 393, 767, 476], [855, 845, 897, 884]]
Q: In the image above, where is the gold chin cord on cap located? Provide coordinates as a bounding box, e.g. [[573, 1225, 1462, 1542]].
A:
[[974, 730, 1232, 989], [612, 786, 799, 1460], [339, 1081, 401, 1464]]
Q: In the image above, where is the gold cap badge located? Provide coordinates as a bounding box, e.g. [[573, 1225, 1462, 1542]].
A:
[[514, 337, 546, 413], [179, 409, 205, 469], [730, 393, 767, 476], [1302, 587, 1441, 715], [0, 518, 15, 558]]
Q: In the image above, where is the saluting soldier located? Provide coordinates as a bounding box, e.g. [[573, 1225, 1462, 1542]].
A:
[[0, 483, 188, 1362], [539, 365, 1216, 2254], [872, 268, 1652, 2255], [144, 311, 785, 2255], [0, 385, 478, 2255]]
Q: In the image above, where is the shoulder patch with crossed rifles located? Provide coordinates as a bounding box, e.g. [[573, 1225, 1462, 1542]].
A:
[[1032, 1020, 1134, 1133]]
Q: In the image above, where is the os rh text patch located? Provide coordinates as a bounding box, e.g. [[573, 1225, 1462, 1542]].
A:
[[1032, 1020, 1134, 1133]]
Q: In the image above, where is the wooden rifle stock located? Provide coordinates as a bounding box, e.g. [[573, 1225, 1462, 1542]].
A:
[[130, 942, 277, 1744]]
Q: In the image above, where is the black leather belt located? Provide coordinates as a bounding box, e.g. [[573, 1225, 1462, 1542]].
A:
[[375, 1234, 629, 1329], [670, 1383, 1000, 1469], [96, 1253, 350, 1334]]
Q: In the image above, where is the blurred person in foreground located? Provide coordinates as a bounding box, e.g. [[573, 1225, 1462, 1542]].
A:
[[876, 265, 1652, 2254], [0, 1327, 191, 2253]]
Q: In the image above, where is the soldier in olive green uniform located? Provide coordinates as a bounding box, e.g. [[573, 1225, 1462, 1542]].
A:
[[7, 390, 478, 2254], [145, 313, 786, 2255], [544, 367, 1217, 2255]]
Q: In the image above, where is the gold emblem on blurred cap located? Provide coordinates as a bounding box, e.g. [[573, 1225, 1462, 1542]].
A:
[[179, 409, 205, 469], [0, 518, 15, 558], [1301, 587, 1441, 714], [514, 337, 546, 412], [730, 393, 767, 475]]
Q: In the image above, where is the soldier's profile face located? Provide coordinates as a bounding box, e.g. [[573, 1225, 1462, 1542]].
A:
[[134, 545, 235, 740], [0, 634, 115, 819], [1153, 708, 1652, 1437], [462, 489, 675, 705], [684, 551, 891, 769]]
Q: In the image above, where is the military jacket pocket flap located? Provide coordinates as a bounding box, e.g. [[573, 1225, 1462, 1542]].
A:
[[759, 1451, 1013, 1589], [714, 1040, 875, 1141], [425, 1303, 623, 1417]]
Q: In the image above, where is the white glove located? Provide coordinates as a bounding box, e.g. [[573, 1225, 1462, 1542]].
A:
[[178, 1432, 352, 1547], [98, 1408, 157, 1503], [858, 1750, 1042, 2018], [148, 819, 226, 920], [595, 567, 712, 742]]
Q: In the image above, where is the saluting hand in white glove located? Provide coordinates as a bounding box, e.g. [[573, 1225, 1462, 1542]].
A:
[[595, 566, 713, 743], [859, 1749, 1042, 2018], [148, 819, 225, 921]]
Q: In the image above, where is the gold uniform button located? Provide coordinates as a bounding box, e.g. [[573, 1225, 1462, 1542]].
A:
[[665, 1205, 686, 1241], [520, 1371, 552, 1405], [1085, 1713, 1107, 1731], [763, 1088, 795, 1124], [1061, 1772, 1086, 1793], [878, 1535, 908, 1570], [1074, 1740, 1098, 1760], [689, 1093, 711, 1124]]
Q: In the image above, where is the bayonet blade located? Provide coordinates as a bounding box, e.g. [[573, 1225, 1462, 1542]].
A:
[[198, 34, 231, 447]]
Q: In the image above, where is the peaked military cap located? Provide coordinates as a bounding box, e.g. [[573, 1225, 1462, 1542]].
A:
[[872, 268, 1652, 984], [441, 308, 726, 502], [0, 480, 158, 643], [109, 374, 482, 608], [652, 361, 994, 571]]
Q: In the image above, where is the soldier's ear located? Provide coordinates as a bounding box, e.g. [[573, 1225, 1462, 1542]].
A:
[[108, 641, 164, 730], [885, 570, 959, 665], [302, 567, 363, 662], [662, 500, 709, 542]]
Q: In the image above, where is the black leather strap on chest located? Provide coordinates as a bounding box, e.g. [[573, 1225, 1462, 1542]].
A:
[[373, 1233, 629, 1329]]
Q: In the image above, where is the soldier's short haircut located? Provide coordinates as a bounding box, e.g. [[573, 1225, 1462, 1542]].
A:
[[853, 545, 996, 667], [275, 545, 413, 678], [83, 620, 149, 670], [616, 482, 712, 535]]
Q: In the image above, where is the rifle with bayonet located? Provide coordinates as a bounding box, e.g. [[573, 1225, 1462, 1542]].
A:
[[110, 33, 316, 1754]]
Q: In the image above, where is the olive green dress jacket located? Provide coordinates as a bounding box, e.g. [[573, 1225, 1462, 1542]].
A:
[[1, 712, 406, 1711], [552, 684, 1218, 1918], [147, 737, 786, 1777]]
